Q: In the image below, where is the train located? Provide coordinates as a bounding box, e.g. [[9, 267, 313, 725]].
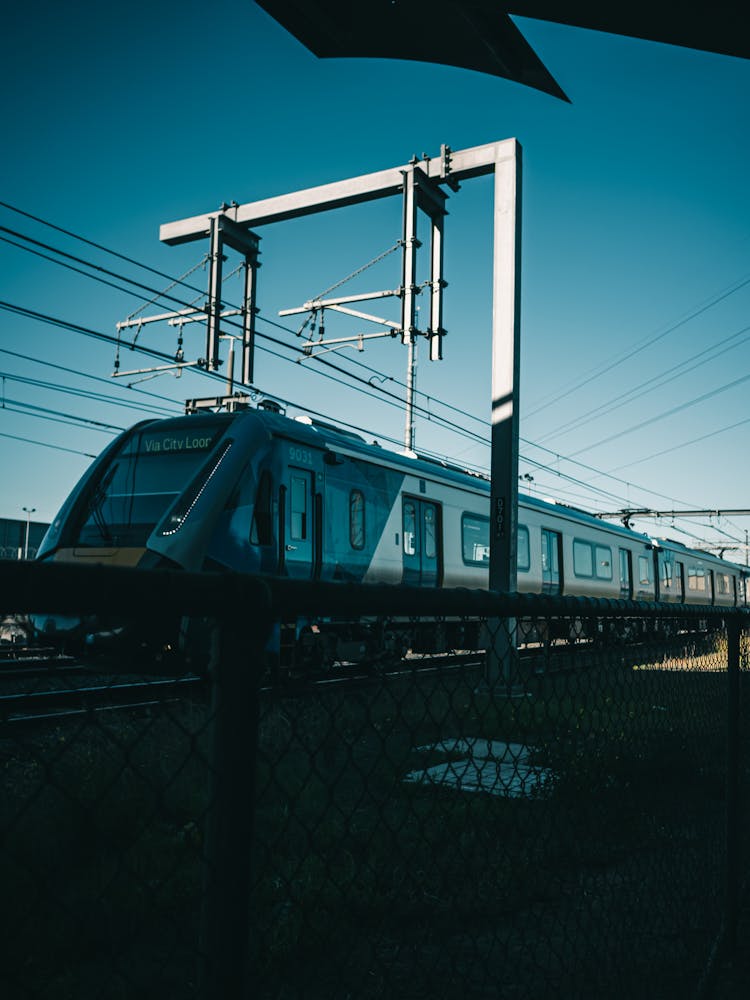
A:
[[31, 398, 749, 668]]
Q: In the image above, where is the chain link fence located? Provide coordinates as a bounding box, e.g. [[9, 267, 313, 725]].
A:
[[1, 559, 748, 999]]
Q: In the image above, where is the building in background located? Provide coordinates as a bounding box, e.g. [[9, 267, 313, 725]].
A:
[[0, 517, 50, 560]]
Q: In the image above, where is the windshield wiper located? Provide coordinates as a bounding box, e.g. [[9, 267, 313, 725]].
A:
[[86, 464, 118, 544]]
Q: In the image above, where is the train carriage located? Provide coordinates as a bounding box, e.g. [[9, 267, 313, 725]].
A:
[[31, 401, 749, 666]]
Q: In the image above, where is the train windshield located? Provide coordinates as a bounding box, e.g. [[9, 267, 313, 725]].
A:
[[74, 420, 230, 547]]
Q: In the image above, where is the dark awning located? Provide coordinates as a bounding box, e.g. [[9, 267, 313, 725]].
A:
[[255, 1, 749, 103]]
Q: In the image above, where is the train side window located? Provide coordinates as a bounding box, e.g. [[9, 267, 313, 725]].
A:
[[290, 475, 307, 541], [619, 549, 632, 598], [461, 513, 489, 565], [688, 567, 706, 592], [517, 525, 530, 572], [638, 556, 651, 586], [594, 545, 612, 580], [541, 530, 560, 574], [573, 540, 593, 577], [659, 552, 673, 588], [250, 470, 273, 545], [541, 528, 561, 593], [423, 505, 436, 559], [349, 489, 365, 550], [573, 540, 612, 580], [717, 572, 730, 596], [403, 500, 418, 556]]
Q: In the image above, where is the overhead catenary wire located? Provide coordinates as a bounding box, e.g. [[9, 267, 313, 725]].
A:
[[2, 294, 737, 549], [3, 204, 748, 551], [0, 369, 176, 418], [0, 347, 181, 410], [0, 430, 97, 458], [534, 321, 750, 446], [1, 398, 124, 433], [607, 414, 750, 474], [3, 204, 736, 482], [567, 368, 750, 459], [524, 267, 750, 419], [1, 277, 736, 551], [6, 196, 746, 463], [0, 200, 210, 299]]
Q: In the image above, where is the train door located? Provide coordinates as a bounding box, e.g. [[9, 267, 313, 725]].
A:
[[284, 468, 315, 579], [402, 497, 441, 586], [541, 528, 562, 594], [675, 561, 685, 602], [619, 548, 632, 599]]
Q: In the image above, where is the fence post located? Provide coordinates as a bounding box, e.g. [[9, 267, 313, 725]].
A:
[[484, 616, 522, 696], [199, 597, 271, 1000], [725, 614, 741, 960]]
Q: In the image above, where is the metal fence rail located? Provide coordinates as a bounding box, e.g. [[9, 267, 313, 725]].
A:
[[0, 559, 747, 999]]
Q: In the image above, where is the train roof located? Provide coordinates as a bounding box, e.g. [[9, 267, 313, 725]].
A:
[[651, 536, 750, 574], [174, 404, 746, 574], [227, 406, 659, 542]]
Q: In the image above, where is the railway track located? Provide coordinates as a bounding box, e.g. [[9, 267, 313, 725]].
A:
[[0, 644, 60, 662], [0, 628, 718, 724], [0, 674, 206, 727]]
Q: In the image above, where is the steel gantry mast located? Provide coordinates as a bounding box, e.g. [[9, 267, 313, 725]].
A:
[[157, 140, 522, 685]]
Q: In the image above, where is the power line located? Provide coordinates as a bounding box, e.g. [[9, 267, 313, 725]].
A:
[[1, 396, 124, 432], [607, 414, 750, 474], [0, 347, 180, 410], [0, 200, 208, 298], [2, 206, 740, 551], [0, 370, 175, 418], [0, 430, 97, 458], [568, 368, 750, 458], [524, 268, 750, 419], [0, 225, 208, 317], [535, 321, 750, 446], [1, 207, 711, 518], [0, 293, 726, 545], [2, 207, 494, 441]]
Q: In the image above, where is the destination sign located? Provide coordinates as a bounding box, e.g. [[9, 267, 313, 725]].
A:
[[137, 428, 220, 455]]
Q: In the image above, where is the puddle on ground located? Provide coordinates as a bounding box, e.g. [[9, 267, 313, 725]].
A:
[[403, 737, 551, 798]]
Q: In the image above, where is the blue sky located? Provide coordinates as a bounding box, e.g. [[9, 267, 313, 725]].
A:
[[2, 1, 749, 557]]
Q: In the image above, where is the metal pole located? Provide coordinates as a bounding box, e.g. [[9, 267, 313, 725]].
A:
[[199, 600, 271, 1000], [401, 165, 420, 453], [725, 615, 741, 961], [22, 506, 35, 560], [428, 208, 445, 361], [241, 255, 257, 386], [404, 335, 417, 451], [486, 141, 522, 688], [206, 216, 224, 372], [401, 165, 418, 346], [226, 337, 235, 395]]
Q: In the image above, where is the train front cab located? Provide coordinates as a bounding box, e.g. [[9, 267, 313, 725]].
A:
[[30, 413, 249, 658]]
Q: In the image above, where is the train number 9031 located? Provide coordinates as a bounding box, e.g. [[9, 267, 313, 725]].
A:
[[288, 445, 313, 466]]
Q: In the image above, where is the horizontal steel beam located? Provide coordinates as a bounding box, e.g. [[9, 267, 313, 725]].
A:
[[160, 140, 516, 245]]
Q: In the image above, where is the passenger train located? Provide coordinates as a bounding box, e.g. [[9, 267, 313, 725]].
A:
[[32, 399, 749, 667]]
